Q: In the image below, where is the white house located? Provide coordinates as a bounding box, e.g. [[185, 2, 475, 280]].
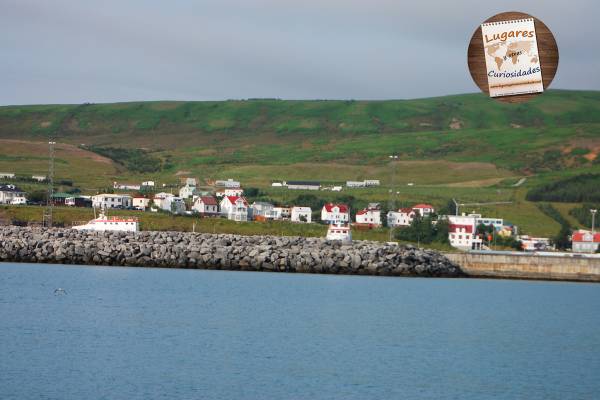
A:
[[412, 203, 435, 217], [0, 173, 15, 179], [448, 215, 483, 251], [10, 196, 27, 205], [518, 235, 553, 251], [215, 188, 244, 198], [92, 194, 132, 209], [346, 181, 366, 188], [215, 179, 240, 188], [141, 180, 155, 187], [273, 206, 292, 220], [179, 185, 198, 199], [271, 182, 283, 187], [182, 177, 197, 187], [387, 208, 417, 227], [192, 196, 219, 216], [364, 179, 380, 187], [152, 192, 185, 213], [0, 184, 26, 205], [133, 196, 151, 210], [225, 188, 243, 197], [470, 214, 504, 231], [355, 206, 381, 227], [250, 202, 276, 220], [32, 175, 46, 182], [165, 197, 186, 214], [291, 206, 312, 223], [113, 181, 141, 191], [572, 230, 600, 253], [220, 196, 249, 221], [152, 192, 173, 210], [65, 196, 92, 207], [321, 203, 349, 224]]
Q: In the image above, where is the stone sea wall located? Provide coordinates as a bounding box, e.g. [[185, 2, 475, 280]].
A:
[[0, 226, 463, 277], [444, 252, 600, 282]]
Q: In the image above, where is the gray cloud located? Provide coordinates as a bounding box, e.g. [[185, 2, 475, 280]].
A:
[[0, 0, 598, 105]]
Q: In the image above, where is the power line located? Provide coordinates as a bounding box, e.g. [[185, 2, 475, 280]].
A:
[[452, 199, 513, 216]]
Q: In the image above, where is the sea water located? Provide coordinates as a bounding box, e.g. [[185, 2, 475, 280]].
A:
[[1, 262, 599, 399]]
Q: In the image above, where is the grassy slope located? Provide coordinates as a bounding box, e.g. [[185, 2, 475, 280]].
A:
[[1, 89, 599, 238]]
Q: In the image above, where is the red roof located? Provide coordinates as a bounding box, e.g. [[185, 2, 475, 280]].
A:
[[225, 196, 248, 206], [356, 209, 368, 215], [399, 207, 414, 213], [413, 203, 434, 209], [449, 224, 473, 233], [572, 231, 600, 243], [323, 203, 349, 213], [199, 196, 217, 205]]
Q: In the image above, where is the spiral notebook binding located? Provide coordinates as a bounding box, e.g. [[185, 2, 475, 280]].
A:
[[481, 18, 534, 27]]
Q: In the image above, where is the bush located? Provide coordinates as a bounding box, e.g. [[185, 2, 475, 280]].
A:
[[569, 203, 600, 228], [536, 203, 572, 250], [86, 146, 163, 173], [394, 215, 449, 244]]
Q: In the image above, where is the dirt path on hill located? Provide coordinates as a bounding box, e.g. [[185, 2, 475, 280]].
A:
[[0, 139, 113, 165]]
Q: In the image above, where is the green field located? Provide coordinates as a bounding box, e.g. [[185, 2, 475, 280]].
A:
[[1, 89, 599, 239]]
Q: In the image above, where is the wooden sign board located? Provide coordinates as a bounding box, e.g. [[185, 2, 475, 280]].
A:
[[467, 11, 559, 103]]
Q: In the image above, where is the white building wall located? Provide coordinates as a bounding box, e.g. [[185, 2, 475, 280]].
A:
[[291, 207, 312, 223], [92, 195, 132, 209]]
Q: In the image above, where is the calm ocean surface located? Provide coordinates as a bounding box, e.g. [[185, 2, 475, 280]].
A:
[[1, 262, 600, 400]]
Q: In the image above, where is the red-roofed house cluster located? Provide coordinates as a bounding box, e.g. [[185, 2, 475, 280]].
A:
[[387, 203, 435, 228]]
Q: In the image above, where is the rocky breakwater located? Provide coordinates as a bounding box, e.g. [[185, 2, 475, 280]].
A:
[[0, 226, 463, 277]]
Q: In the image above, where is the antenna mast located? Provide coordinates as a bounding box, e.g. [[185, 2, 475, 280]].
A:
[[43, 140, 56, 228]]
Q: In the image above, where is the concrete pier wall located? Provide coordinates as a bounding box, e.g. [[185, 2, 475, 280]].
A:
[[444, 252, 600, 282]]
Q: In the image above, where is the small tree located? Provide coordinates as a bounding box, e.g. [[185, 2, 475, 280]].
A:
[[395, 215, 448, 245], [27, 190, 48, 204], [553, 225, 572, 250]]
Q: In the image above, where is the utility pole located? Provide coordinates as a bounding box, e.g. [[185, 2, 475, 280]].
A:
[[388, 155, 398, 241], [591, 209, 597, 235], [452, 199, 512, 217], [43, 140, 56, 228]]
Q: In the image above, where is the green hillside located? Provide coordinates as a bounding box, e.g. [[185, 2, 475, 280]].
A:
[[1, 90, 600, 171], [1, 89, 600, 238]]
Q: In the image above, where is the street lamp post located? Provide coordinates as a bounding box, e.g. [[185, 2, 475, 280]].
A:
[[388, 155, 398, 242], [591, 209, 597, 235]]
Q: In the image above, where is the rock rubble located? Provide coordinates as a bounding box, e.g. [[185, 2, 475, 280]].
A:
[[0, 227, 463, 277]]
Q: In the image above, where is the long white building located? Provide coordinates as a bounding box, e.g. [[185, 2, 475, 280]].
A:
[[92, 194, 132, 209]]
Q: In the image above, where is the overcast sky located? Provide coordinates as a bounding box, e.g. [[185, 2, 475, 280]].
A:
[[1, 0, 598, 105]]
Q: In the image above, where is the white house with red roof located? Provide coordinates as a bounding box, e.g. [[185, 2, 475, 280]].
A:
[[355, 204, 381, 227], [572, 230, 600, 253], [387, 207, 417, 227], [220, 195, 249, 221], [321, 203, 350, 224], [448, 215, 483, 251], [386, 204, 435, 228], [193, 196, 219, 216], [412, 203, 435, 217]]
